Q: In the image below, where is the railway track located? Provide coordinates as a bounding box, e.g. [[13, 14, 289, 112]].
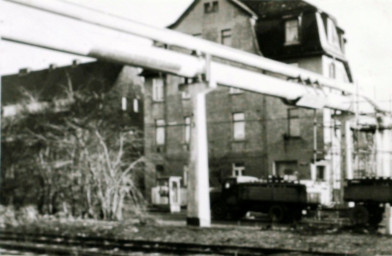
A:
[[0, 231, 353, 256]]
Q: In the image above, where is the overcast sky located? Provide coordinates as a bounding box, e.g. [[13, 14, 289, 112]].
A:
[[2, 0, 392, 109]]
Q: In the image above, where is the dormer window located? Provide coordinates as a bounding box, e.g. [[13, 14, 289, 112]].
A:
[[285, 18, 300, 45], [327, 18, 340, 49]]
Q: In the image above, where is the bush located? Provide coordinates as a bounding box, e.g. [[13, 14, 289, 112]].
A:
[[0, 205, 39, 228]]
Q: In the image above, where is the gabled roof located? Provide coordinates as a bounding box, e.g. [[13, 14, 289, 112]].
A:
[[168, 0, 258, 29]]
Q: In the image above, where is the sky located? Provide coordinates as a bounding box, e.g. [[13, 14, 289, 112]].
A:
[[2, 0, 392, 110]]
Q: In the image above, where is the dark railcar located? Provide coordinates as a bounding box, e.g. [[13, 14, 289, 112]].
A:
[[210, 176, 309, 222], [344, 178, 392, 226]]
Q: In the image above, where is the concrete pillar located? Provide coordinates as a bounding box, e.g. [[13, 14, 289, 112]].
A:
[[383, 203, 392, 235], [375, 126, 392, 177], [186, 82, 211, 227], [338, 116, 354, 203], [344, 120, 354, 180]]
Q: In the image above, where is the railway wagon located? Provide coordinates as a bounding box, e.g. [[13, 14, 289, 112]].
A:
[[210, 176, 392, 225], [344, 178, 392, 226], [210, 176, 310, 222]]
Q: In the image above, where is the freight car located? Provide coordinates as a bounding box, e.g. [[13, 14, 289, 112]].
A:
[[344, 178, 392, 226], [211, 176, 392, 226], [210, 176, 313, 222]]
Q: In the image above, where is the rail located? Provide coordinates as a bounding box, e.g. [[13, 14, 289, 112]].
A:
[[0, 230, 353, 256]]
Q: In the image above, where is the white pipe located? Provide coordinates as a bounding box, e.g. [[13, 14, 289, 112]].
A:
[[2, 32, 205, 78], [2, 27, 358, 113], [5, 0, 386, 112]]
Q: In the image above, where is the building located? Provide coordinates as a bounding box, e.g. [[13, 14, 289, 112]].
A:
[[142, 0, 353, 205], [2, 61, 143, 121]]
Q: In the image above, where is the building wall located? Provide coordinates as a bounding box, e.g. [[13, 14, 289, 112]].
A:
[[172, 0, 259, 54], [144, 0, 264, 188], [143, 0, 351, 202]]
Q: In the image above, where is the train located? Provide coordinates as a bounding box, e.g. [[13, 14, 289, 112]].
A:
[[210, 175, 392, 226]]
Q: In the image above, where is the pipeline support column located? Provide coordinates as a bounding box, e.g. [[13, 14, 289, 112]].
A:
[[375, 117, 392, 177], [186, 82, 211, 227]]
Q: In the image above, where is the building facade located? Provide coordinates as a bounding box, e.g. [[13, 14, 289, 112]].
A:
[[143, 0, 353, 205], [2, 61, 143, 121]]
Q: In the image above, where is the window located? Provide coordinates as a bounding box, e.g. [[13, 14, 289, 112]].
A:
[[275, 161, 298, 178], [156, 165, 165, 178], [221, 29, 232, 46], [232, 163, 245, 177], [156, 119, 165, 145], [229, 87, 242, 94], [212, 1, 219, 12], [316, 165, 326, 181], [121, 96, 127, 111], [204, 2, 211, 13], [288, 108, 300, 137], [152, 78, 164, 101], [133, 99, 139, 113], [180, 77, 192, 99], [204, 1, 218, 13], [285, 19, 300, 45], [183, 165, 189, 187], [181, 85, 190, 99], [233, 113, 245, 140], [327, 18, 340, 48], [184, 116, 191, 143], [329, 62, 336, 79]]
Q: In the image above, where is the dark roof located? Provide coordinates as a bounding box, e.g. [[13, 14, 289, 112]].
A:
[[240, 0, 316, 18], [1, 61, 123, 105], [169, 0, 343, 34]]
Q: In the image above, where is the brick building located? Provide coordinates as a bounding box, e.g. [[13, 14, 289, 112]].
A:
[[142, 0, 353, 205], [2, 61, 143, 121]]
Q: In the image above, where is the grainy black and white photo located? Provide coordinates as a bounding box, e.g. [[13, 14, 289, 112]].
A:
[[1, 0, 392, 255]]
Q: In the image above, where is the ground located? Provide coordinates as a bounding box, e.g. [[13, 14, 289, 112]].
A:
[[3, 209, 392, 256]]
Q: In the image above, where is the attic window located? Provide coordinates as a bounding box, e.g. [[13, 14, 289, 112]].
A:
[[285, 18, 300, 45], [204, 2, 211, 13], [212, 1, 219, 12], [204, 1, 218, 13]]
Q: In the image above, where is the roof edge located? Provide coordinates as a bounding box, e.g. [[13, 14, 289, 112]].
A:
[[167, 0, 200, 29], [168, 0, 257, 29]]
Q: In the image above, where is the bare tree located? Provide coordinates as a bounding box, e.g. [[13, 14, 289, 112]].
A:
[[1, 73, 145, 220]]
